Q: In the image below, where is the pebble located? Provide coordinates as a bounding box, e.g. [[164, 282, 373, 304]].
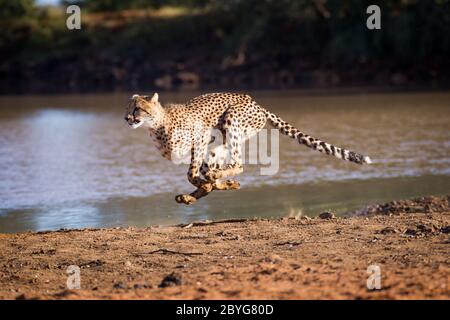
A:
[[379, 227, 397, 234], [159, 273, 182, 288], [319, 212, 335, 219]]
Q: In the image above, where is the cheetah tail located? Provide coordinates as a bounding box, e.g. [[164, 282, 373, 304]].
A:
[[265, 110, 372, 165]]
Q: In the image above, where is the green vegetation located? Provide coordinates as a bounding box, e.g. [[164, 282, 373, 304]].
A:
[[1, 0, 449, 93]]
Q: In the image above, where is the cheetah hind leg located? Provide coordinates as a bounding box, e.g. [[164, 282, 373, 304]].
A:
[[175, 149, 240, 205], [202, 143, 242, 182], [175, 179, 240, 205], [202, 145, 241, 190]]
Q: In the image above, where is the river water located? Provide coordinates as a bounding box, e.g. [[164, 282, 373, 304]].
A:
[[0, 91, 449, 232]]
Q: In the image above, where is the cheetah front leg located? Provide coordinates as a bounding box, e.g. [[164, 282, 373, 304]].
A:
[[203, 127, 244, 182], [175, 133, 218, 205], [175, 143, 240, 205]]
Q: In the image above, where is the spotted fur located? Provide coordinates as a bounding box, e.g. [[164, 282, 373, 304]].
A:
[[125, 92, 371, 204], [265, 111, 372, 164]]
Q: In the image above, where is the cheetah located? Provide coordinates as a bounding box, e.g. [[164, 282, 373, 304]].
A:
[[124, 92, 372, 205]]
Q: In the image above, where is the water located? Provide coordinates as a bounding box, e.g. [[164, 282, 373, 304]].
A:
[[0, 91, 449, 233]]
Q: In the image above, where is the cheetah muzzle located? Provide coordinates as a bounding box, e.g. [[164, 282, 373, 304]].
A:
[[124, 92, 372, 205]]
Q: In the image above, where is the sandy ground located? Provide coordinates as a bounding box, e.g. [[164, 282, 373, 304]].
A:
[[0, 196, 449, 300]]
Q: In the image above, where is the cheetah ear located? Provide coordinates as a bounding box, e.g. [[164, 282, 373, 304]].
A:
[[131, 94, 140, 100], [150, 92, 159, 103]]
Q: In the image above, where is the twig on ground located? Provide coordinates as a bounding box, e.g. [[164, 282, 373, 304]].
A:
[[143, 248, 203, 256], [273, 241, 302, 247], [177, 218, 254, 228]]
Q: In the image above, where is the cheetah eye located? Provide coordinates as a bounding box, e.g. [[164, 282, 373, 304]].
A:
[[133, 107, 150, 116]]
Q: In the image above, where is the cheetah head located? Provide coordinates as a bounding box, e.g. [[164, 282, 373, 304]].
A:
[[124, 93, 160, 129]]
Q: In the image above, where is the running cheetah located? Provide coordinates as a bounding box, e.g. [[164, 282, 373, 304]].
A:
[[124, 92, 372, 205]]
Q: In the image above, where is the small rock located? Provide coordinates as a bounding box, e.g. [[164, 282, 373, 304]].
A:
[[379, 227, 397, 235], [290, 263, 301, 270], [264, 254, 283, 264], [113, 282, 126, 289], [159, 273, 182, 288], [441, 226, 450, 234], [133, 284, 143, 289], [416, 224, 432, 233], [319, 212, 335, 219]]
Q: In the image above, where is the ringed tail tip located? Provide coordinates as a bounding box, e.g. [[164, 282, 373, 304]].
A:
[[363, 156, 372, 164]]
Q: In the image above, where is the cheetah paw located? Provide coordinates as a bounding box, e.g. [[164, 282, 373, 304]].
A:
[[175, 194, 197, 205], [226, 179, 240, 190], [204, 170, 222, 181], [214, 180, 240, 190]]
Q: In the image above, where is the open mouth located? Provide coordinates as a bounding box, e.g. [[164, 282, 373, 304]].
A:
[[130, 120, 144, 129]]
